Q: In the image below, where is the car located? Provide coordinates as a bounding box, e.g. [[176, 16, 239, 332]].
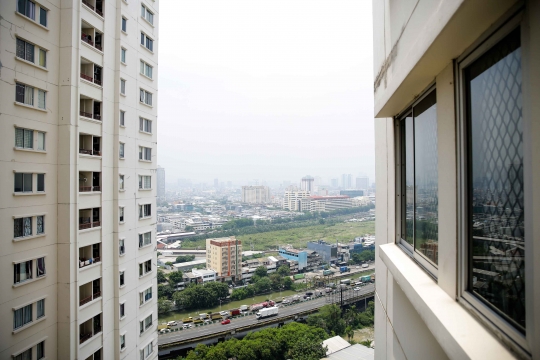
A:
[[221, 319, 231, 325], [362, 264, 369, 268], [182, 324, 193, 329], [354, 287, 361, 291], [203, 319, 212, 324], [304, 296, 312, 300], [219, 311, 229, 316], [166, 321, 178, 327], [282, 299, 290, 304], [356, 266, 360, 269], [159, 328, 171, 334]]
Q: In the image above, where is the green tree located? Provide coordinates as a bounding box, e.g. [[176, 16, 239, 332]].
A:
[[254, 277, 272, 293], [277, 265, 290, 277], [176, 255, 196, 263], [282, 277, 293, 290], [308, 304, 346, 336], [168, 271, 184, 285], [158, 297, 172, 314], [157, 270, 167, 284], [158, 284, 174, 300], [254, 265, 268, 277], [287, 335, 327, 360], [185, 226, 194, 232]]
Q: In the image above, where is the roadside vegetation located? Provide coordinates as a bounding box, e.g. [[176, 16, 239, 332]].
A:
[[230, 265, 293, 301], [307, 302, 375, 340]]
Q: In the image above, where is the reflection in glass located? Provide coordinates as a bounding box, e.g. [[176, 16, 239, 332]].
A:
[[404, 115, 414, 246], [466, 28, 525, 331]]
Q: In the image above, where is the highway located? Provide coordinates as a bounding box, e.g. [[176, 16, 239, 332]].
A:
[[158, 283, 375, 347]]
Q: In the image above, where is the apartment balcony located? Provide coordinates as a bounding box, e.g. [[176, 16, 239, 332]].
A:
[[81, 21, 103, 52], [79, 243, 101, 268], [82, 0, 104, 17], [79, 314, 102, 344], [79, 208, 101, 230], [80, 96, 102, 121], [79, 134, 101, 157], [79, 279, 101, 306], [80, 58, 103, 86], [79, 171, 101, 192]]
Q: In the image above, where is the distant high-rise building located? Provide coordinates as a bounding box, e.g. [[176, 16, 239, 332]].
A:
[[214, 178, 219, 188], [301, 175, 315, 192], [282, 191, 311, 211], [331, 178, 339, 188], [206, 237, 242, 281], [356, 176, 369, 189], [341, 174, 353, 188], [241, 186, 270, 204], [157, 166, 166, 198]]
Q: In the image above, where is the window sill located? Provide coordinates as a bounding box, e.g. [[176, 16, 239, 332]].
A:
[[139, 271, 152, 280], [139, 299, 153, 309], [14, 101, 47, 112], [79, 153, 102, 159], [120, 346, 126, 353], [140, 72, 154, 81], [119, 157, 125, 160], [13, 275, 46, 288], [12, 316, 47, 335], [120, 315, 126, 321], [138, 159, 152, 163], [121, 30, 127, 35], [141, 16, 155, 28], [120, 93, 126, 97], [379, 243, 515, 360], [81, 40, 104, 55], [79, 226, 101, 233], [121, 61, 127, 66], [119, 189, 126, 192], [120, 124, 126, 128], [139, 188, 152, 191], [119, 252, 126, 257], [80, 116, 103, 125], [13, 192, 46, 196], [15, 11, 49, 31], [14, 147, 46, 154], [79, 191, 101, 195], [139, 130, 153, 135], [80, 77, 103, 89], [15, 56, 49, 72], [139, 101, 153, 108], [13, 233, 46, 242], [139, 243, 152, 250], [139, 43, 154, 55], [139, 216, 151, 220], [79, 261, 101, 271], [120, 284, 126, 289]]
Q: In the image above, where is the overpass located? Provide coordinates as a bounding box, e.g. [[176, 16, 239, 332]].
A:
[[158, 284, 375, 358]]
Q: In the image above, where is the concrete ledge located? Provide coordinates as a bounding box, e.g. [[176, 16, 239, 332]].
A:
[[379, 243, 514, 360]]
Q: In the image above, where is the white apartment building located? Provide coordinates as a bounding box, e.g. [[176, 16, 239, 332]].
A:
[[373, 0, 539, 359], [282, 190, 310, 211], [241, 185, 270, 204], [0, 0, 159, 358]]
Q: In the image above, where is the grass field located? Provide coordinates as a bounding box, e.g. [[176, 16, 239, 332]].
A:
[[181, 221, 375, 250]]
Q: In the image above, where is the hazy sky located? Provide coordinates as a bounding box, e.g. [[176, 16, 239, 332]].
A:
[[158, 1, 374, 185]]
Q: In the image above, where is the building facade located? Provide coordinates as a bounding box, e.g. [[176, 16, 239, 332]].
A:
[[355, 176, 369, 190], [373, 0, 539, 359], [307, 240, 338, 263], [300, 175, 315, 192], [206, 237, 242, 282], [241, 186, 270, 204], [0, 0, 159, 358], [157, 165, 165, 198], [282, 190, 310, 211]]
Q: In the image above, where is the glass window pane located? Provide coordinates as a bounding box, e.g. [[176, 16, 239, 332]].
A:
[[39, 49, 46, 67], [37, 215, 44, 234], [37, 173, 45, 191], [141, 5, 145, 17], [37, 341, 44, 359], [38, 90, 46, 109], [15, 128, 24, 148], [25, 42, 34, 62], [466, 28, 525, 331], [39, 7, 47, 26], [37, 132, 45, 150], [16, 83, 25, 103], [24, 129, 33, 148], [23, 173, 32, 192], [403, 115, 414, 246], [17, 39, 25, 59], [37, 257, 46, 277], [37, 299, 45, 318], [24, 85, 34, 105]]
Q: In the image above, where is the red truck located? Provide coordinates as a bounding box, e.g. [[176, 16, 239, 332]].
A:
[[230, 309, 241, 316], [249, 301, 275, 312]]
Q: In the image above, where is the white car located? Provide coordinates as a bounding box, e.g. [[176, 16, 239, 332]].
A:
[[166, 321, 178, 327], [219, 311, 229, 317], [354, 287, 361, 291], [159, 328, 171, 334], [282, 299, 291, 304], [203, 319, 212, 324], [362, 264, 369, 268], [182, 323, 193, 329]]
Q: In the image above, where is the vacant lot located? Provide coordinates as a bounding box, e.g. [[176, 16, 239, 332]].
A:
[[181, 221, 375, 250]]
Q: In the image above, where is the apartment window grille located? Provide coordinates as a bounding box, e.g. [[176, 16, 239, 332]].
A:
[[459, 26, 526, 335], [139, 146, 151, 160], [36, 341, 44, 359], [119, 207, 125, 222], [121, 48, 126, 63], [141, 342, 153, 359], [140, 314, 152, 334], [16, 83, 34, 106], [140, 287, 152, 305], [37, 174, 45, 192], [119, 271, 125, 286], [14, 217, 32, 238], [139, 175, 151, 189], [139, 232, 151, 247], [37, 131, 45, 150], [139, 89, 152, 105], [13, 304, 33, 330], [14, 348, 32, 360], [14, 260, 33, 284], [37, 257, 46, 277], [140, 33, 153, 52], [121, 17, 127, 32], [141, 4, 154, 25], [120, 110, 125, 126], [119, 143, 125, 159], [119, 175, 125, 190], [17, 0, 36, 20], [139, 204, 151, 218], [15, 128, 33, 149], [36, 299, 45, 319], [120, 303, 125, 318], [139, 260, 151, 277], [140, 60, 153, 79], [14, 173, 33, 193], [139, 117, 152, 133], [120, 79, 126, 95], [39, 7, 47, 26], [119, 239, 125, 255], [37, 215, 44, 234], [16, 38, 35, 62], [120, 334, 126, 350], [397, 89, 438, 272]]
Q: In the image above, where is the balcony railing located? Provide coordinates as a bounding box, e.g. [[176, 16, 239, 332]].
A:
[[79, 149, 93, 155], [93, 113, 101, 120], [81, 33, 93, 46], [96, 8, 103, 17], [82, 0, 94, 10], [93, 186, 101, 191], [79, 219, 101, 230], [80, 73, 93, 82], [79, 186, 92, 192], [80, 332, 92, 344], [94, 78, 102, 86], [80, 110, 92, 118], [79, 256, 101, 268], [79, 291, 101, 306], [95, 43, 102, 51]]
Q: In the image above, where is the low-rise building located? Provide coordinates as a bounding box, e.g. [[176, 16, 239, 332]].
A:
[[279, 247, 308, 270], [171, 259, 207, 272], [192, 269, 217, 283], [307, 240, 338, 263], [206, 237, 242, 281]]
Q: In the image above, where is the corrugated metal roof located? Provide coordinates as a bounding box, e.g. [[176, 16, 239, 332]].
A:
[[322, 336, 351, 355], [322, 344, 374, 360]]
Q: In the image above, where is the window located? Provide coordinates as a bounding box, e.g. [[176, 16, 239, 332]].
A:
[[120, 334, 126, 350], [36, 299, 45, 319], [17, 0, 36, 21], [120, 303, 125, 318], [38, 49, 46, 67], [139, 117, 152, 133], [139, 204, 151, 218], [14, 260, 32, 284], [397, 89, 438, 271], [120, 110, 125, 126], [14, 348, 32, 360], [139, 259, 152, 277], [37, 131, 45, 150], [139, 232, 151, 247], [139, 89, 152, 105], [37, 90, 46, 109], [141, 4, 154, 25], [119, 271, 125, 286], [460, 27, 526, 334], [16, 83, 34, 106], [119, 143, 125, 159], [14, 173, 33, 193], [121, 17, 127, 32], [140, 314, 152, 334], [119, 207, 124, 223], [16, 38, 35, 63], [13, 304, 32, 330], [121, 47, 126, 63], [37, 341, 44, 359], [140, 32, 153, 52], [37, 257, 46, 277], [139, 175, 151, 189], [119, 239, 125, 255], [14, 217, 32, 238], [39, 7, 47, 26], [140, 287, 152, 305], [37, 215, 44, 234], [141, 342, 153, 359], [120, 79, 126, 95], [15, 128, 33, 149], [140, 60, 153, 79], [119, 175, 125, 190], [37, 174, 45, 192], [139, 146, 151, 161]]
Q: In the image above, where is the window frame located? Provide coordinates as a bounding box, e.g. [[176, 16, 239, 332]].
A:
[[139, 117, 152, 133], [139, 231, 151, 248], [121, 47, 127, 64], [139, 175, 151, 189], [141, 4, 154, 25], [455, 15, 530, 355], [120, 78, 126, 95], [140, 60, 153, 79], [140, 32, 154, 52], [120, 110, 125, 126], [14, 173, 33, 193], [139, 146, 151, 161], [121, 16, 127, 33], [119, 142, 125, 159], [139, 88, 153, 106]]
